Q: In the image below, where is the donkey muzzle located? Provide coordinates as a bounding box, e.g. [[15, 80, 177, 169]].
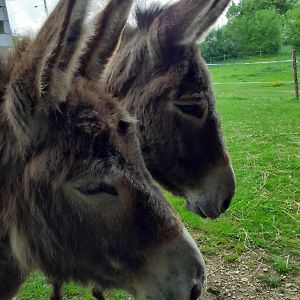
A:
[[186, 164, 236, 219], [134, 227, 206, 300]]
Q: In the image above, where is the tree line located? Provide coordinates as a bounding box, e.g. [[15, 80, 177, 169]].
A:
[[201, 0, 300, 61]]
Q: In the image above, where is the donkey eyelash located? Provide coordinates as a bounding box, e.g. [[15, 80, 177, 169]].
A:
[[175, 104, 204, 119], [77, 183, 118, 196]]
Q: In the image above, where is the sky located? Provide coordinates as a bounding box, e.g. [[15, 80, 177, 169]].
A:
[[5, 0, 229, 35]]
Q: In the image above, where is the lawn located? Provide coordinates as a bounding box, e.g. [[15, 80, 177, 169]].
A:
[[16, 54, 300, 299]]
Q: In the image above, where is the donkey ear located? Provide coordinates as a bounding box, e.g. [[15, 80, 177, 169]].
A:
[[5, 0, 91, 144], [79, 0, 133, 81], [149, 0, 230, 54]]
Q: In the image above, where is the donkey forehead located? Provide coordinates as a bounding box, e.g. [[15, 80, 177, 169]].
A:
[[170, 47, 212, 94], [67, 79, 130, 131], [127, 31, 211, 82], [113, 42, 213, 105]]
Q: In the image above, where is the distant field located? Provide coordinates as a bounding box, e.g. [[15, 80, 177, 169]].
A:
[[17, 54, 300, 299], [210, 54, 295, 94]]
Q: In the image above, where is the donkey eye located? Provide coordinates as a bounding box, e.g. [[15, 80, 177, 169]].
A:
[[175, 104, 204, 119], [77, 183, 118, 196]]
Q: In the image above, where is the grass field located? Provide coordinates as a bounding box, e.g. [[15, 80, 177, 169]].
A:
[[16, 54, 300, 299]]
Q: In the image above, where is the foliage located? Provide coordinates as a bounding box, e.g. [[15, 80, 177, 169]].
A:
[[284, 5, 300, 49], [200, 27, 238, 60], [227, 9, 283, 54], [227, 0, 298, 18], [201, 0, 293, 60]]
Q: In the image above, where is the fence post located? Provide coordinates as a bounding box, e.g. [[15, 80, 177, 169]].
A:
[[292, 49, 299, 100]]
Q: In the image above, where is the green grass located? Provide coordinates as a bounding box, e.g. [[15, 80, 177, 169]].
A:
[[269, 256, 297, 274], [209, 52, 295, 97], [259, 275, 283, 288], [16, 54, 300, 299]]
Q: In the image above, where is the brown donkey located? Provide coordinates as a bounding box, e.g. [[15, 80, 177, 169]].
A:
[[0, 1, 206, 299], [53, 1, 236, 297], [102, 0, 236, 220]]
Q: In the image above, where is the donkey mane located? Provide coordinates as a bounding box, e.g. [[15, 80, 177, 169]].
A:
[[0, 51, 11, 102], [134, 4, 166, 31]]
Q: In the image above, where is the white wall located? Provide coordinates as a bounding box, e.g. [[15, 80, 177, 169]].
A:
[[0, 33, 13, 47], [0, 0, 12, 46]]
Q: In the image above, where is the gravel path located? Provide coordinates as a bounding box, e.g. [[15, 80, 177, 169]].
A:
[[202, 250, 299, 300]]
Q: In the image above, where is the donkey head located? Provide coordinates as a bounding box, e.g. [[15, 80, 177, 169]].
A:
[[103, 0, 235, 219], [0, 0, 206, 299]]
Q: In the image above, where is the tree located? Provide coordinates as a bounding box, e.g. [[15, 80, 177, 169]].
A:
[[284, 5, 300, 49], [201, 0, 291, 58], [228, 9, 283, 54], [227, 0, 298, 18], [200, 27, 238, 61], [227, 2, 242, 19]]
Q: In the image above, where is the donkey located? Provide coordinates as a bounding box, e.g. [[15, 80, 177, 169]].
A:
[[0, 0, 207, 299], [102, 0, 236, 220], [52, 1, 236, 298]]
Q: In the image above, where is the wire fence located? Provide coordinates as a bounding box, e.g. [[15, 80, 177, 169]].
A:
[[207, 60, 294, 66], [207, 56, 299, 97], [205, 50, 275, 64]]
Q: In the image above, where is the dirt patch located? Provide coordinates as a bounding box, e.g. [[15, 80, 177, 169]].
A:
[[202, 250, 299, 300]]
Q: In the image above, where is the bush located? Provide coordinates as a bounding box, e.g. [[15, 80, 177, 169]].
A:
[[228, 9, 283, 54], [200, 28, 238, 61], [284, 5, 300, 49], [200, 7, 283, 61]]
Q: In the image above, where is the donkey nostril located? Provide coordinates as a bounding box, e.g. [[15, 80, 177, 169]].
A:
[[190, 284, 202, 300], [222, 198, 231, 212]]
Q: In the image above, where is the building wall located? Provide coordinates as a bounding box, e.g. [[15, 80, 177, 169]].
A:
[[0, 1, 9, 21], [0, 8, 7, 20], [4, 20, 11, 33], [0, 34, 13, 47], [0, 0, 12, 47]]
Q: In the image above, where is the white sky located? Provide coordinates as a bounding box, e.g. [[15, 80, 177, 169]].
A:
[[6, 0, 228, 34]]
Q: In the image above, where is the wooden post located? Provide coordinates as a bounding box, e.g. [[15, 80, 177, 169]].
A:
[[292, 49, 299, 100]]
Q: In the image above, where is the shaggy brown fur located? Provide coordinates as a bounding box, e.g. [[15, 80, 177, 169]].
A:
[[0, 1, 206, 299], [53, 1, 236, 298], [102, 0, 236, 220]]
